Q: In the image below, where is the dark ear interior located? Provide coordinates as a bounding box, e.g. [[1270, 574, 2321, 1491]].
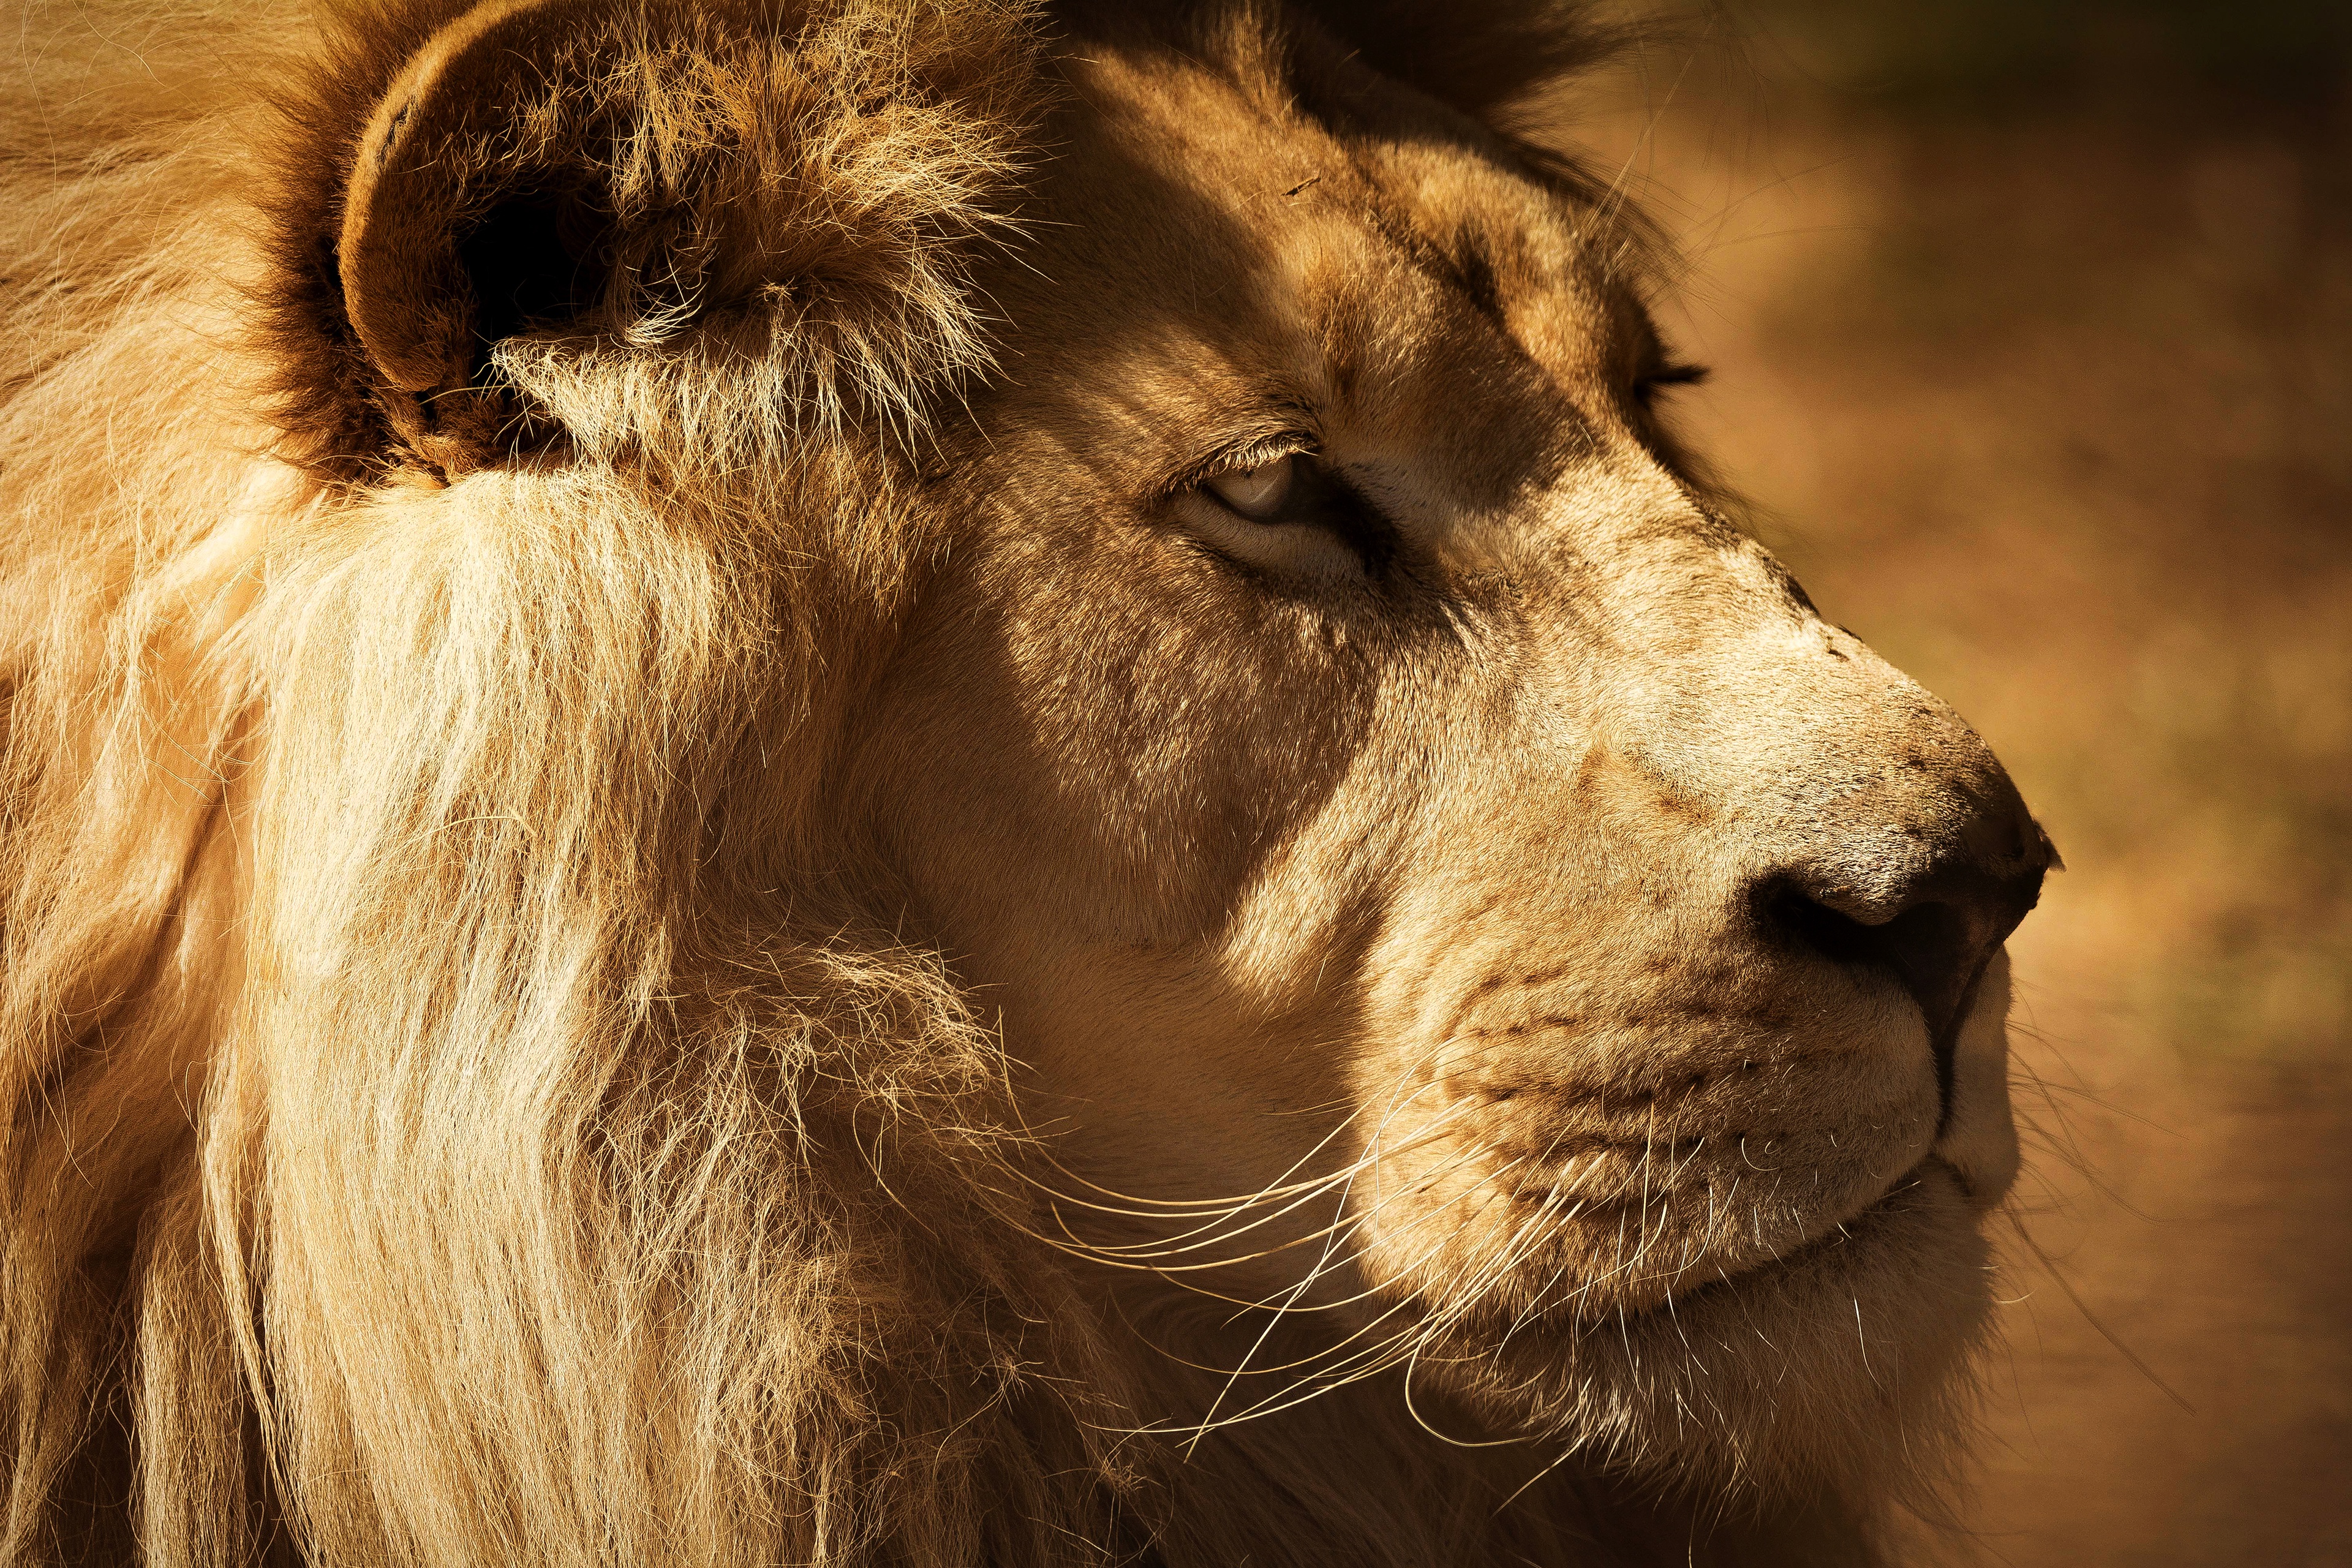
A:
[[453, 186, 608, 384]]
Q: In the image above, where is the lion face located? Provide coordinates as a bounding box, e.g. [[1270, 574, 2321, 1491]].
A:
[[862, 34, 2050, 1485], [2, 0, 2068, 1555]]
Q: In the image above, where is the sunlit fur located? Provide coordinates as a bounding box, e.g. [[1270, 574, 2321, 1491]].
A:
[[1, 2, 2035, 1564]]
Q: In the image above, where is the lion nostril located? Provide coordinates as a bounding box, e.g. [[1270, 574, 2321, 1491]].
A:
[[1764, 870, 2037, 1044], [1770, 883, 1882, 971], [1852, 899, 1977, 1036], [1757, 771, 2054, 1055], [1768, 884, 1891, 982]]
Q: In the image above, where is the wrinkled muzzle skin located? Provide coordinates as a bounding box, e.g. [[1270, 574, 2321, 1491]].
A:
[[859, 36, 2052, 1496]]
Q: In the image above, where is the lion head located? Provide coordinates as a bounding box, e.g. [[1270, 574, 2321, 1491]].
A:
[[0, 1, 2049, 1563]]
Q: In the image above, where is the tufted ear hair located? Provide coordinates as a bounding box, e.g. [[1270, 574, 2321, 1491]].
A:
[[273, 0, 1043, 479]]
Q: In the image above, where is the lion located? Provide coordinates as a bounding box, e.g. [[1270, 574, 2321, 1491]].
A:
[[0, 0, 2054, 1562]]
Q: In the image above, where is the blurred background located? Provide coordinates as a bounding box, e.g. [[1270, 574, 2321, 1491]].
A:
[[1578, 3, 2351, 1560]]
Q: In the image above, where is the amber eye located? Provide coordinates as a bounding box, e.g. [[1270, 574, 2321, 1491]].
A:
[[1205, 455, 1298, 520]]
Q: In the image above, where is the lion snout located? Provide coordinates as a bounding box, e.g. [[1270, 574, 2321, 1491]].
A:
[[1360, 732, 2053, 1314]]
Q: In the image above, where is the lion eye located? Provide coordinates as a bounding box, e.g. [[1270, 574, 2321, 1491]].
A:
[[1206, 456, 1297, 520], [1169, 447, 1389, 584]]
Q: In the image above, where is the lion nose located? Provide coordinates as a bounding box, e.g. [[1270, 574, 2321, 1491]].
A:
[[1765, 797, 2055, 1045]]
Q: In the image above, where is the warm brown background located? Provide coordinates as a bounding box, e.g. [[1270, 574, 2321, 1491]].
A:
[[1578, 4, 2351, 1561]]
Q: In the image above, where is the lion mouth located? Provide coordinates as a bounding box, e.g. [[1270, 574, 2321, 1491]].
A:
[[1637, 1153, 1961, 1308], [1406, 1136, 1970, 1327], [1417, 1151, 1970, 1343], [1379, 1082, 1943, 1311]]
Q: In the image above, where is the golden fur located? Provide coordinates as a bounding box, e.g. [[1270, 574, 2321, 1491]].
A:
[[1, 2, 2052, 1563]]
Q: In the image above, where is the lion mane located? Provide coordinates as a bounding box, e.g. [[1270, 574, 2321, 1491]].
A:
[[0, 2, 1997, 1563]]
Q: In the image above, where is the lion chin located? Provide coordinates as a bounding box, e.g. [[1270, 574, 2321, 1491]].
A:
[[1, 1, 2051, 1566], [1413, 1158, 1994, 1494]]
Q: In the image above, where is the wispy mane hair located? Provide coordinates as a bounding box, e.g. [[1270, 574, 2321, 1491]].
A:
[[2, 4, 1132, 1561]]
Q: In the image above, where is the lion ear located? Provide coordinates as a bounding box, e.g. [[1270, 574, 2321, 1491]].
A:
[[337, 0, 595, 413], [337, 0, 695, 471], [311, 0, 1041, 477]]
